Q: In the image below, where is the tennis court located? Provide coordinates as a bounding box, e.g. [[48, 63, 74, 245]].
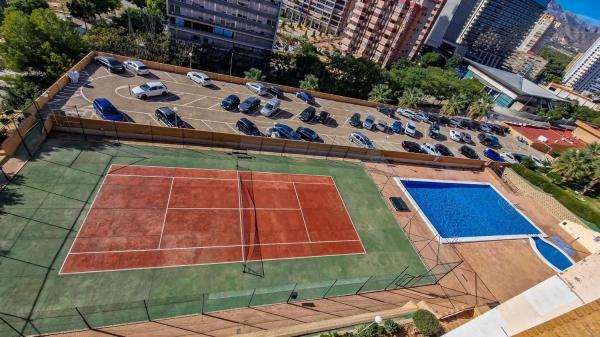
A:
[[61, 165, 364, 274]]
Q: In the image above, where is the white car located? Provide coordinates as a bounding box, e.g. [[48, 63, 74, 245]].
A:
[[414, 112, 428, 122], [449, 129, 462, 142], [404, 121, 417, 137], [260, 98, 281, 117], [246, 82, 268, 96], [376, 120, 388, 132], [500, 152, 519, 164], [187, 71, 212, 86], [123, 60, 150, 75], [421, 143, 440, 156], [131, 81, 168, 99], [363, 115, 375, 130], [398, 108, 416, 120]]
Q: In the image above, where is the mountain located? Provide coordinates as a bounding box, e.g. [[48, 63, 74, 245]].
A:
[[546, 0, 600, 53]]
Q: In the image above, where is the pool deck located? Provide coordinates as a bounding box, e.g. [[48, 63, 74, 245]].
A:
[[364, 162, 589, 302]]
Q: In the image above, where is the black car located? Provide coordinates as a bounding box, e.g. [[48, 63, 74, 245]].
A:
[[449, 118, 462, 128], [376, 105, 395, 117], [428, 123, 441, 139], [315, 111, 331, 124], [268, 86, 284, 98], [438, 115, 451, 126], [435, 144, 454, 157], [299, 106, 316, 122], [221, 94, 240, 111], [94, 56, 125, 73], [296, 127, 323, 142], [426, 113, 439, 124], [459, 145, 479, 159], [477, 132, 502, 148], [238, 96, 261, 113], [488, 124, 507, 136], [468, 120, 480, 131], [349, 113, 361, 127], [236, 118, 261, 136], [459, 119, 470, 129], [402, 141, 424, 153], [155, 107, 184, 128]]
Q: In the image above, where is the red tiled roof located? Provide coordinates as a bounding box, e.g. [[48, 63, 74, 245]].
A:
[[507, 123, 587, 149]]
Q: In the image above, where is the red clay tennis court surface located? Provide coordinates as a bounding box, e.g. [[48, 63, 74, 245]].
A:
[[60, 165, 365, 274]]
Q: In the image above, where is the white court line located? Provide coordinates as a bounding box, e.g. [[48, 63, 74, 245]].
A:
[[169, 207, 302, 210], [157, 178, 175, 248], [108, 173, 333, 185], [292, 182, 311, 242]]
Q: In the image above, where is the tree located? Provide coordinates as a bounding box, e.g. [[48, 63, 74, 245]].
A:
[[0, 74, 43, 110], [399, 87, 425, 109], [6, 0, 48, 14], [383, 319, 402, 335], [131, 0, 146, 7], [0, 9, 87, 78], [244, 67, 265, 80], [469, 94, 494, 120], [552, 149, 596, 192], [146, 0, 166, 15], [538, 47, 573, 84], [67, 0, 120, 26], [441, 94, 467, 116], [413, 309, 440, 336], [446, 55, 464, 71], [419, 52, 445, 68], [368, 83, 393, 103], [299, 73, 319, 91]]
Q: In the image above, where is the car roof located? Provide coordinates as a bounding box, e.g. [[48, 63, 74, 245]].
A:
[[94, 98, 113, 107], [246, 96, 260, 102], [275, 123, 292, 130], [127, 60, 145, 66], [157, 107, 175, 115], [226, 94, 239, 99], [145, 81, 164, 86], [267, 98, 280, 104], [191, 71, 208, 76], [239, 118, 254, 126]]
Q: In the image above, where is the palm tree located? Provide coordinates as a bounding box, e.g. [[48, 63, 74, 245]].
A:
[[468, 95, 494, 120], [441, 94, 467, 116], [243, 68, 265, 81], [586, 142, 600, 157], [552, 149, 596, 190], [398, 87, 425, 110], [299, 74, 319, 91], [368, 84, 393, 103]]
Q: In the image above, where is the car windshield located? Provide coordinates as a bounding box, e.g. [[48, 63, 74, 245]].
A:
[[137, 65, 147, 69], [265, 103, 274, 109], [103, 105, 119, 115], [407, 124, 415, 130], [140, 84, 150, 90], [107, 59, 120, 66], [225, 96, 236, 102]]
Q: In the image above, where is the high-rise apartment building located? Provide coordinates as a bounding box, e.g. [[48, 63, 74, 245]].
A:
[[280, 0, 355, 35], [166, 0, 281, 53], [563, 37, 600, 93], [425, 0, 478, 49], [340, 0, 445, 67], [456, 0, 550, 67], [516, 14, 560, 55]]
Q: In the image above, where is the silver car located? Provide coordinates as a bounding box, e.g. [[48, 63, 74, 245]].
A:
[[123, 60, 150, 75], [260, 98, 281, 117], [349, 132, 374, 149], [246, 82, 268, 96]]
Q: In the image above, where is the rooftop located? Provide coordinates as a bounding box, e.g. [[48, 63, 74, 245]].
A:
[[506, 122, 588, 149]]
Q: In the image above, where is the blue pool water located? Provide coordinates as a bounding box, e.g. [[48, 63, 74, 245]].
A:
[[399, 179, 543, 242], [531, 237, 574, 272]]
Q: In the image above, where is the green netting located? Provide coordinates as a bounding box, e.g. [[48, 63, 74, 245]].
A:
[[358, 273, 404, 293], [26, 308, 86, 336], [147, 295, 204, 320], [292, 280, 336, 301], [14, 120, 46, 161], [249, 284, 295, 307], [0, 313, 27, 337], [203, 289, 254, 313], [324, 277, 369, 298], [76, 301, 148, 328]]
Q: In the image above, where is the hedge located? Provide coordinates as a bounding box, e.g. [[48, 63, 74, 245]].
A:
[[511, 165, 600, 232]]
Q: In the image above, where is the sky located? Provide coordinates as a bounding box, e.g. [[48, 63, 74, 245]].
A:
[[555, 0, 600, 27]]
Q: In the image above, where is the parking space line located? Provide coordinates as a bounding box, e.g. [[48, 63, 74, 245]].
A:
[[226, 123, 239, 133], [200, 120, 213, 130], [164, 72, 180, 83], [182, 97, 207, 106]]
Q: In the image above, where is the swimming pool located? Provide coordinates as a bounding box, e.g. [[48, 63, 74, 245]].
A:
[[396, 178, 545, 243]]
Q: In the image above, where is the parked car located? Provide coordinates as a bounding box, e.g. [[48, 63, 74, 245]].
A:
[[483, 148, 505, 162], [479, 123, 492, 133], [93, 98, 124, 121], [449, 130, 462, 142], [363, 115, 376, 130], [124, 60, 150, 75], [468, 120, 480, 131], [299, 106, 316, 122], [268, 86, 284, 98], [404, 121, 417, 137], [315, 111, 331, 124], [398, 108, 416, 120], [131, 81, 168, 99], [488, 124, 507, 136], [221, 94, 240, 111], [349, 132, 374, 149], [428, 123, 441, 139], [349, 113, 362, 127], [460, 132, 473, 144], [414, 112, 429, 123], [459, 145, 479, 159], [296, 127, 322, 142], [513, 153, 545, 167], [500, 152, 519, 164], [459, 119, 470, 129], [246, 82, 268, 96], [449, 118, 462, 128], [426, 113, 439, 124], [239, 96, 261, 113], [296, 91, 316, 104], [376, 120, 388, 132], [478, 133, 502, 148], [236, 118, 261, 136], [402, 141, 423, 153], [435, 144, 454, 157], [270, 123, 301, 140], [187, 71, 212, 86], [94, 56, 124, 73], [390, 120, 403, 134], [260, 98, 281, 117], [438, 115, 451, 126], [377, 105, 395, 117], [155, 107, 184, 128], [421, 143, 440, 156]]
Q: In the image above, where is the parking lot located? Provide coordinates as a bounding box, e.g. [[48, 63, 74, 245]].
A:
[[45, 62, 542, 159]]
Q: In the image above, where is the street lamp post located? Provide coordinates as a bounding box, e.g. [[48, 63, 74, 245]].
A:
[[189, 52, 193, 69], [229, 50, 234, 76], [355, 315, 383, 335]]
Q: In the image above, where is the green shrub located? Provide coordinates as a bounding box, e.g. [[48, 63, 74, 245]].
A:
[[413, 309, 440, 336], [384, 319, 402, 334], [546, 171, 563, 184], [512, 165, 600, 231]]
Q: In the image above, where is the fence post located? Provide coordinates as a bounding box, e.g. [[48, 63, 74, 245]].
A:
[[74, 106, 87, 139], [74, 307, 93, 330], [143, 300, 151, 321], [355, 275, 373, 294], [201, 293, 205, 314], [322, 280, 337, 298], [11, 118, 32, 157], [0, 316, 25, 337], [247, 288, 257, 307], [0, 166, 11, 182], [36, 110, 50, 137], [385, 266, 409, 290]]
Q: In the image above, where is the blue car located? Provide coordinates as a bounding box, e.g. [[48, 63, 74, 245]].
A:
[[390, 120, 403, 134], [483, 148, 505, 162], [93, 98, 124, 121], [295, 91, 316, 104], [271, 123, 302, 140]]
